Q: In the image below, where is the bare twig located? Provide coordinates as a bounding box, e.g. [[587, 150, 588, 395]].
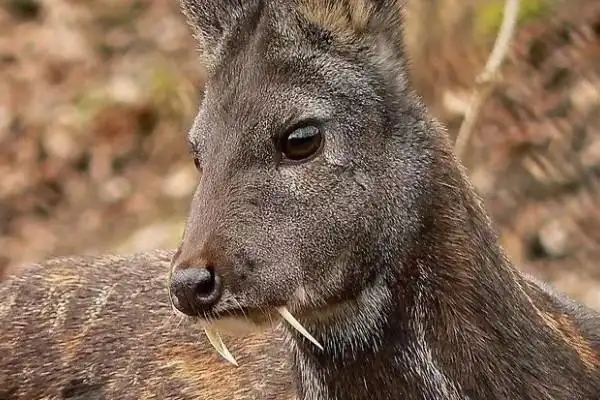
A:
[[454, 0, 521, 159]]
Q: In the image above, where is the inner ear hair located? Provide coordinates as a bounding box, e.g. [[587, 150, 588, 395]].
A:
[[299, 0, 405, 43]]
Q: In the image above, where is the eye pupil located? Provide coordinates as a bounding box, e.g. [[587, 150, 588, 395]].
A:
[[281, 125, 323, 161]]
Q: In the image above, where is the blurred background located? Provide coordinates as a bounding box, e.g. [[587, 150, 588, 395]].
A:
[[0, 0, 598, 306]]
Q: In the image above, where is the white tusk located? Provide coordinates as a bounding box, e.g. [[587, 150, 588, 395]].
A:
[[277, 307, 324, 351], [204, 326, 239, 366]]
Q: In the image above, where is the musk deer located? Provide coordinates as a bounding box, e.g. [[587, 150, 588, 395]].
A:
[[3, 0, 600, 399], [0, 250, 294, 399]]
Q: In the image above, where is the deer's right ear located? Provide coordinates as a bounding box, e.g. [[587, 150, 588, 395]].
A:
[[180, 0, 262, 73]]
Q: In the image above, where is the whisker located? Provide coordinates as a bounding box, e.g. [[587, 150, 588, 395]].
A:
[[258, 305, 275, 327], [175, 314, 185, 329], [166, 270, 178, 314], [232, 297, 248, 321], [268, 310, 276, 328]]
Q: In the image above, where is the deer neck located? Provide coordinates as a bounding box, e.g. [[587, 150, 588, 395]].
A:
[[287, 173, 528, 399], [289, 168, 600, 399], [288, 272, 469, 400]]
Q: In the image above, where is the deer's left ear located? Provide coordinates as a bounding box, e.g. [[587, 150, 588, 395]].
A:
[[299, 0, 406, 51]]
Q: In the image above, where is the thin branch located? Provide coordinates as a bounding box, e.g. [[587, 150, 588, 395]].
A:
[[454, 0, 521, 159]]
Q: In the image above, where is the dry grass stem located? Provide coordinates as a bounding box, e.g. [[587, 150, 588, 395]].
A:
[[454, 0, 521, 159]]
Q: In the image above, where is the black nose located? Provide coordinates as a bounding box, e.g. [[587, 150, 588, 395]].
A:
[[169, 266, 222, 316]]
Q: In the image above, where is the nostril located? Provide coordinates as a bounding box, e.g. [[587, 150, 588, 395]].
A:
[[170, 266, 223, 316], [195, 265, 218, 298]]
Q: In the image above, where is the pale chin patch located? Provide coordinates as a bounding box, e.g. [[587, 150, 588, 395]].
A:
[[210, 316, 264, 336], [202, 307, 324, 367]]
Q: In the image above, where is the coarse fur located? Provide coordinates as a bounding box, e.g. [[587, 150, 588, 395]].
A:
[[2, 0, 600, 399], [173, 0, 600, 399], [0, 250, 294, 399]]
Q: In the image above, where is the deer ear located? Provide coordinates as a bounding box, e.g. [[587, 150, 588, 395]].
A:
[[300, 0, 406, 51], [180, 0, 262, 73]]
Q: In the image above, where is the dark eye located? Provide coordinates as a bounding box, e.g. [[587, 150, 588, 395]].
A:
[[279, 125, 323, 162], [192, 155, 202, 172]]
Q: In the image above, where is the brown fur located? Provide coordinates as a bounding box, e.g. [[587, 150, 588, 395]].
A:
[[528, 293, 600, 370], [300, 0, 405, 41], [0, 250, 294, 399], [300, 0, 374, 37]]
